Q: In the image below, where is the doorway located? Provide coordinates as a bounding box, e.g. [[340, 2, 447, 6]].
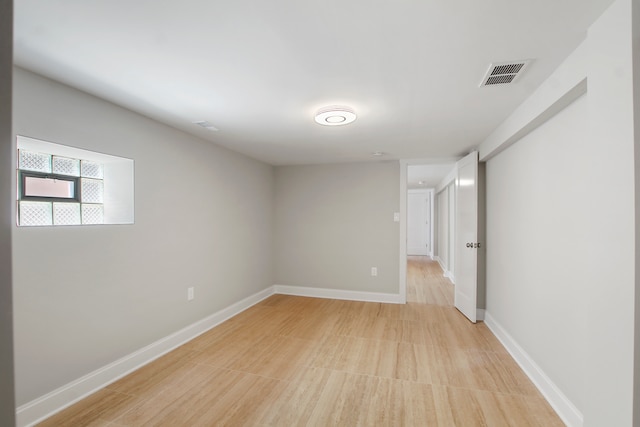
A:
[[399, 161, 456, 303]]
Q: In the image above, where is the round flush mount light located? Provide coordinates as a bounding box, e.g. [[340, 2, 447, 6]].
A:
[[314, 106, 357, 126]]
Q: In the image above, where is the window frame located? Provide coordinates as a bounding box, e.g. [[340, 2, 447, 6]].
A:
[[18, 170, 81, 203]]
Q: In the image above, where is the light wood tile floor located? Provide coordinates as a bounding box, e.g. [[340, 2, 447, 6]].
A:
[[38, 257, 563, 426]]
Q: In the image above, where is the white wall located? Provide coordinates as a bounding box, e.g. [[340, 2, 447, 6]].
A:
[[12, 68, 275, 406], [584, 1, 636, 424], [486, 94, 589, 410], [482, 0, 637, 424], [0, 0, 15, 425], [435, 173, 455, 282], [407, 189, 430, 256], [435, 187, 448, 269], [274, 162, 400, 295], [633, 0, 640, 421]]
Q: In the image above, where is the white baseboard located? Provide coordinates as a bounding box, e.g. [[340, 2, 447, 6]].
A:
[[16, 287, 275, 427], [484, 312, 583, 427], [433, 257, 455, 283], [444, 270, 454, 283], [434, 256, 444, 269], [407, 249, 429, 256], [476, 309, 485, 321], [273, 284, 404, 304], [17, 284, 403, 426]]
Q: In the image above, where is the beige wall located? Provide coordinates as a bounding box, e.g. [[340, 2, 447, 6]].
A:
[[274, 162, 400, 295], [0, 0, 15, 425], [12, 68, 275, 405]]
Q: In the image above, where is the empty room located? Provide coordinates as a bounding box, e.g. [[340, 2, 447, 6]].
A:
[[1, 0, 639, 426]]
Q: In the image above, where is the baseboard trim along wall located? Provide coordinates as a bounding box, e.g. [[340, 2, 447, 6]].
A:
[[17, 284, 403, 425], [484, 312, 583, 427], [444, 271, 454, 283], [15, 287, 275, 427], [434, 257, 455, 283], [273, 284, 404, 304]]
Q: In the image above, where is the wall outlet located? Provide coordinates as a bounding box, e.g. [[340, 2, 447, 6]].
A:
[[187, 287, 194, 301], [371, 267, 378, 277]]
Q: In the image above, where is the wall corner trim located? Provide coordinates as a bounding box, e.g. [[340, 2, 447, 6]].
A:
[[273, 284, 404, 304], [15, 286, 275, 427], [484, 312, 583, 427]]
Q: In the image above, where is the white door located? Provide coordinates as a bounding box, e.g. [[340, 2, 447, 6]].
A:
[[454, 151, 479, 323], [407, 190, 429, 255]]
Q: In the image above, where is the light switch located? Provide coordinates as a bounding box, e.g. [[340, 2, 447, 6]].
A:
[[393, 212, 400, 222]]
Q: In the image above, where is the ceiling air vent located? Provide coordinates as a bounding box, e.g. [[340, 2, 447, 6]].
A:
[[480, 60, 531, 87]]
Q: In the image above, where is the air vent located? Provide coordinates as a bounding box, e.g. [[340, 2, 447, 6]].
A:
[[193, 120, 219, 131], [480, 60, 531, 87]]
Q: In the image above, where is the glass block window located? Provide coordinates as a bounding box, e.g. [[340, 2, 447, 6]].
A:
[[18, 201, 53, 226], [81, 160, 104, 179], [18, 149, 104, 227], [52, 156, 80, 177], [53, 202, 81, 225], [81, 178, 104, 203], [81, 204, 104, 225], [19, 150, 51, 173]]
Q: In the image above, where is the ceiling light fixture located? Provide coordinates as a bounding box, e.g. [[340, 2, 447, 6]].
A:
[[314, 106, 357, 126]]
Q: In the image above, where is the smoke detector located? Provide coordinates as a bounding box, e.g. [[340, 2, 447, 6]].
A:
[[480, 60, 532, 86], [193, 120, 219, 131]]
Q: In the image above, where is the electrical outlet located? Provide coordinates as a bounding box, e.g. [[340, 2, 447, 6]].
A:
[[371, 267, 378, 277], [187, 287, 194, 301]]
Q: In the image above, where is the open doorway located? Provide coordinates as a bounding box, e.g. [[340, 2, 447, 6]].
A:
[[399, 161, 457, 303]]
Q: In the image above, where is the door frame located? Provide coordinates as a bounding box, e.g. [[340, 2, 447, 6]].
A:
[[399, 158, 460, 303]]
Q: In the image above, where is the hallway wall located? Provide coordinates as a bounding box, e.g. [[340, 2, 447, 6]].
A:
[[487, 94, 589, 410], [483, 0, 637, 424]]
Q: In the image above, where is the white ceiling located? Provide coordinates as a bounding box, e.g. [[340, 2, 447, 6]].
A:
[[13, 0, 614, 166], [407, 163, 455, 190]]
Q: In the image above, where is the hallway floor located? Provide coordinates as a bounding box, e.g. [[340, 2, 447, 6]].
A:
[[407, 256, 454, 305], [38, 261, 563, 426]]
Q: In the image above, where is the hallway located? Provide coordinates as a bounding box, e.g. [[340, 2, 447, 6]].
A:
[[407, 256, 454, 306]]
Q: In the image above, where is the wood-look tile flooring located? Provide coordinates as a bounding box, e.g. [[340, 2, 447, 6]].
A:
[[39, 257, 563, 426]]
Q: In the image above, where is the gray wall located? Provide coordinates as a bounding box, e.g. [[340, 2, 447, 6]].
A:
[[633, 0, 640, 423], [12, 68, 275, 405], [1, 0, 15, 425], [274, 162, 400, 294]]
